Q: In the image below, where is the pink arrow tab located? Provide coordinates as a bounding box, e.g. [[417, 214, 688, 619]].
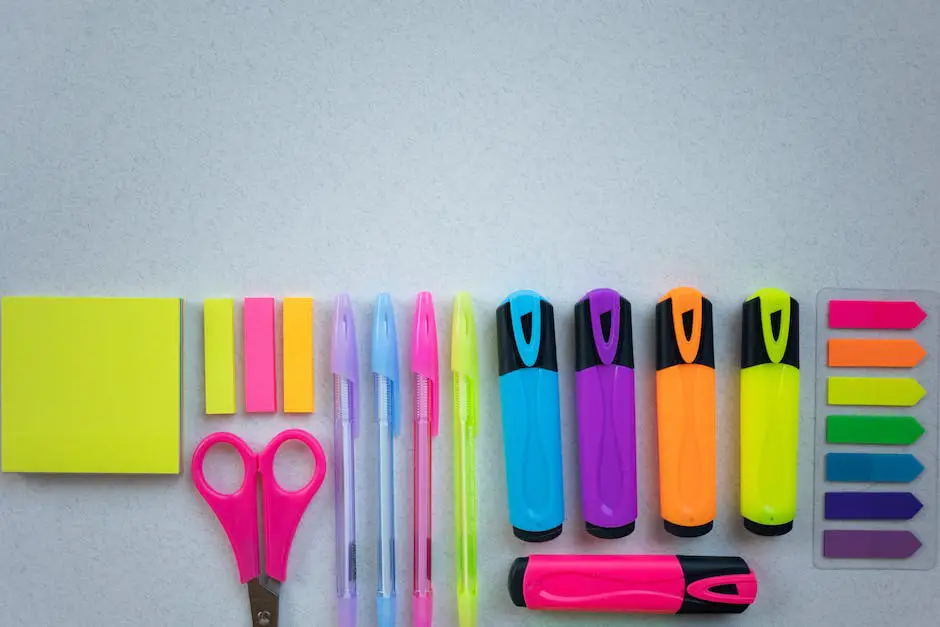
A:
[[829, 300, 927, 330]]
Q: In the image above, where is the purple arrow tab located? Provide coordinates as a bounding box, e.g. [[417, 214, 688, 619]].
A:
[[824, 530, 922, 559], [825, 492, 923, 520]]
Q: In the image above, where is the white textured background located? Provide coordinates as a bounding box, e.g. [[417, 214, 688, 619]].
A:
[[1, 2, 939, 626]]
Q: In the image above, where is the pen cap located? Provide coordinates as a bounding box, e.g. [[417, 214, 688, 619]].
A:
[[412, 291, 439, 436], [742, 289, 799, 368], [372, 293, 400, 436], [497, 290, 558, 375], [332, 294, 359, 435], [575, 288, 634, 370], [656, 287, 714, 370], [452, 292, 479, 430]]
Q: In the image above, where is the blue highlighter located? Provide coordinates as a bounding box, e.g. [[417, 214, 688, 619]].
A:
[[496, 290, 564, 542]]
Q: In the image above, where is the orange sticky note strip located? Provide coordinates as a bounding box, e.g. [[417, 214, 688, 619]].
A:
[[828, 338, 927, 368], [283, 297, 315, 413]]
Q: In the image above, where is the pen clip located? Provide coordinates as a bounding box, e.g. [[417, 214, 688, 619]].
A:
[[372, 293, 401, 436], [452, 292, 479, 433], [509, 291, 542, 368], [332, 294, 359, 437], [669, 288, 703, 365], [757, 289, 791, 365], [686, 573, 758, 607], [413, 292, 439, 437], [587, 289, 621, 366]]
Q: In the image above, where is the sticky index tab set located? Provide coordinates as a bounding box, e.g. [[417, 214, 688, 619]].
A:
[[814, 289, 940, 570]]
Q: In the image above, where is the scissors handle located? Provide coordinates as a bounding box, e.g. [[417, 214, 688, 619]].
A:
[[192, 432, 261, 584], [258, 429, 328, 582]]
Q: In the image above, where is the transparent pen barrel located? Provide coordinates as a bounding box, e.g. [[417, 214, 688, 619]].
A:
[[374, 374, 397, 598], [334, 375, 358, 599], [413, 374, 433, 595], [454, 373, 477, 599]]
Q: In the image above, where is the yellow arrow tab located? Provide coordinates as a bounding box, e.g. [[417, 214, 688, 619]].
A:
[[828, 377, 926, 407]]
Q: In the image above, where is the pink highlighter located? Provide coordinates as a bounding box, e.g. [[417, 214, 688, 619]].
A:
[[509, 554, 757, 615]]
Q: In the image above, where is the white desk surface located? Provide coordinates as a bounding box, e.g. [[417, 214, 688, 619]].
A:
[[1, 2, 939, 626]]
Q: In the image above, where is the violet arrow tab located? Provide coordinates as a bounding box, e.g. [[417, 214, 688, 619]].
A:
[[824, 492, 923, 520], [823, 530, 922, 559], [829, 300, 927, 330]]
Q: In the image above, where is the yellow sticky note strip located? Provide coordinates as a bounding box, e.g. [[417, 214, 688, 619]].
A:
[[828, 376, 926, 407], [204, 298, 237, 414], [1, 296, 182, 474], [283, 297, 314, 413]]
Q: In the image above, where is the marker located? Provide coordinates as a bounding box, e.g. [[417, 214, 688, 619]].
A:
[[452, 293, 479, 627], [827, 415, 925, 446], [825, 452, 924, 483], [828, 377, 926, 407], [655, 287, 716, 537], [372, 294, 399, 627], [823, 530, 922, 559], [508, 554, 757, 615], [574, 289, 637, 538], [496, 290, 564, 542], [824, 492, 923, 521], [829, 300, 927, 330], [740, 288, 799, 536]]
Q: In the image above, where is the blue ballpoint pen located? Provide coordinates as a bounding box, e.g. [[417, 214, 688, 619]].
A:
[[332, 295, 359, 627], [373, 294, 400, 627]]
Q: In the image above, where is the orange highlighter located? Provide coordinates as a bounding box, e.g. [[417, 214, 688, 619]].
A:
[[655, 287, 716, 537]]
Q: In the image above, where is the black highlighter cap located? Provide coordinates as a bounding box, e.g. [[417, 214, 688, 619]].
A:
[[586, 521, 636, 539], [743, 518, 793, 536], [574, 291, 634, 371], [497, 294, 558, 375], [508, 557, 529, 607], [664, 519, 713, 538], [741, 293, 799, 368], [656, 292, 715, 370], [513, 524, 563, 543]]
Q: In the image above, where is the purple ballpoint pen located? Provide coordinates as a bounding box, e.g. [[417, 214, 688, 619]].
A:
[[573, 289, 638, 538], [332, 294, 359, 627]]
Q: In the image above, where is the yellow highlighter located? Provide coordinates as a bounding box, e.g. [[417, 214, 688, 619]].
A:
[[740, 288, 799, 536]]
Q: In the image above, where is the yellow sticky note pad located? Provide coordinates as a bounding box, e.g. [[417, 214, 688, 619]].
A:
[[1, 297, 183, 474], [283, 297, 314, 413], [204, 298, 237, 414]]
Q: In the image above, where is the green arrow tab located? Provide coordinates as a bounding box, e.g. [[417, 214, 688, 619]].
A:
[[828, 415, 926, 446]]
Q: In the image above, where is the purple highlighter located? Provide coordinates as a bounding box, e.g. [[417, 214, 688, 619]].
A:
[[574, 289, 637, 539]]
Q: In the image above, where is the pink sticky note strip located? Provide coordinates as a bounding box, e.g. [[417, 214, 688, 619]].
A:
[[244, 297, 277, 413], [829, 300, 927, 330]]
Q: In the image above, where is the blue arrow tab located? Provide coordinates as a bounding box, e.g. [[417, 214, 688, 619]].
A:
[[825, 492, 924, 520], [825, 453, 924, 483]]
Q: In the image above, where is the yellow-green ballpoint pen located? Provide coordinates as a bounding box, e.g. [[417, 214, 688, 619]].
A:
[[452, 293, 479, 627]]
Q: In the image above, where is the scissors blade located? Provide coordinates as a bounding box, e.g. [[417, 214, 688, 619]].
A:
[[247, 577, 280, 627]]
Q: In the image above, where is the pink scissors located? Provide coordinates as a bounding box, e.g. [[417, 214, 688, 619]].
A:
[[192, 429, 327, 627]]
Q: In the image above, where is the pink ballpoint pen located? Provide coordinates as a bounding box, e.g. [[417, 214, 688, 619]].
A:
[[412, 292, 439, 627]]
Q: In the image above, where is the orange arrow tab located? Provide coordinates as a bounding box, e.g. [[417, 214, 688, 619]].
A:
[[828, 338, 926, 368]]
